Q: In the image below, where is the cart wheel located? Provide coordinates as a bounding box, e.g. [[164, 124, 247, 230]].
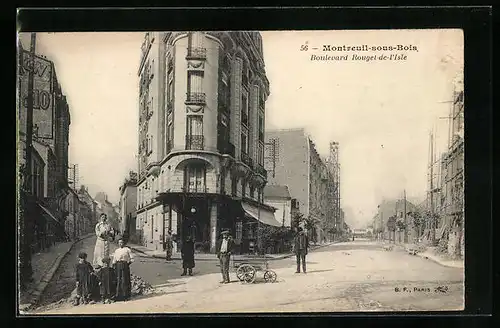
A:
[[264, 270, 277, 283], [236, 264, 256, 283]]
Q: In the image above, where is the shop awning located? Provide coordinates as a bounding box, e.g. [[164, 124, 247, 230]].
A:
[[242, 201, 282, 227], [38, 203, 61, 225]]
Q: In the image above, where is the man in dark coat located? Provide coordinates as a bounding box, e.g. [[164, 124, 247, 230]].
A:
[[181, 236, 195, 276], [294, 227, 309, 273], [216, 230, 234, 284]]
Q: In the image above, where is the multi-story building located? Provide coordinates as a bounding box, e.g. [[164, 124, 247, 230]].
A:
[[135, 31, 280, 254], [95, 192, 120, 231], [264, 128, 338, 242], [77, 185, 98, 231], [263, 185, 294, 228], [17, 34, 72, 253], [441, 76, 464, 258], [119, 172, 138, 243], [374, 198, 417, 242]]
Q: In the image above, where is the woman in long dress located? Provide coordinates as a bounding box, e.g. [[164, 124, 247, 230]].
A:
[[93, 213, 115, 267], [112, 238, 134, 301]]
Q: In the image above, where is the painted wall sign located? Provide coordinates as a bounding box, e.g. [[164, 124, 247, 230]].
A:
[[18, 50, 54, 139]]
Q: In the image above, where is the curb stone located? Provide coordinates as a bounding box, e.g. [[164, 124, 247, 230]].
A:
[[416, 252, 464, 269], [130, 242, 336, 262], [19, 233, 95, 313]]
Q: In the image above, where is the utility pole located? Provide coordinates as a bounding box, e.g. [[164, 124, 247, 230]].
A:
[[20, 33, 37, 290]]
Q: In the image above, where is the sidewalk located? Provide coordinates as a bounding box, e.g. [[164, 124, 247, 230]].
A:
[[19, 233, 94, 312], [377, 240, 464, 269], [128, 241, 336, 262], [416, 248, 464, 269]]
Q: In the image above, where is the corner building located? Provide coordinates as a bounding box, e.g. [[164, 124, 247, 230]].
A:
[[136, 32, 278, 254]]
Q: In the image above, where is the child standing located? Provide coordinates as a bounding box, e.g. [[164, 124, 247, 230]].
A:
[[96, 256, 116, 304], [75, 252, 94, 305]]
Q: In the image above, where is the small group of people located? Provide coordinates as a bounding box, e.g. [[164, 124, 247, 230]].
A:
[[73, 213, 134, 305], [169, 229, 234, 283]]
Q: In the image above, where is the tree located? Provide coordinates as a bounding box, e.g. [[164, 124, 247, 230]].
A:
[[408, 211, 424, 239], [386, 216, 397, 243]]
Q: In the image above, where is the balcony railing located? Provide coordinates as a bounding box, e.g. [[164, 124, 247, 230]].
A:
[[256, 164, 267, 179], [186, 47, 207, 60], [241, 152, 253, 168], [185, 135, 204, 150], [182, 186, 208, 193], [185, 92, 206, 105], [218, 141, 235, 157]]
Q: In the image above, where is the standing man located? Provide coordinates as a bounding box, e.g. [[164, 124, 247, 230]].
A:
[[216, 230, 234, 284], [294, 227, 308, 273]]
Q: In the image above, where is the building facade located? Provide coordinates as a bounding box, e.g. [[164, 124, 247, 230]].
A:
[[264, 128, 338, 242], [135, 31, 279, 254], [18, 35, 73, 256], [441, 77, 464, 258], [119, 172, 138, 243], [263, 185, 293, 228]]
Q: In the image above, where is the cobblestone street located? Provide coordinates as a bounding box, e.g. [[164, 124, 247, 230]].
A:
[[34, 240, 464, 314]]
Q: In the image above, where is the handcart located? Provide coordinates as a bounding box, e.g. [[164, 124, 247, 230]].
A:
[[232, 256, 277, 284]]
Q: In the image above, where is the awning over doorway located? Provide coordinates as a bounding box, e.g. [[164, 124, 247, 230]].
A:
[[242, 201, 282, 227], [38, 203, 61, 225]]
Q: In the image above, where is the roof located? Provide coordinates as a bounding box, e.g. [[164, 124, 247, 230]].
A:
[[264, 185, 291, 199]]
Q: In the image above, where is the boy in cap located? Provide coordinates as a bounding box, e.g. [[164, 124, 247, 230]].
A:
[[216, 230, 234, 283], [74, 252, 94, 305]]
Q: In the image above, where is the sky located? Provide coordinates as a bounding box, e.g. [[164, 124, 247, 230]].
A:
[[20, 30, 463, 228]]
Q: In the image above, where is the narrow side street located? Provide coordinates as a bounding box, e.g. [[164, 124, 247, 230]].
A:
[[34, 240, 464, 314]]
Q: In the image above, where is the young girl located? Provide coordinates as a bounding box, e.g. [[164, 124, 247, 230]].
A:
[[75, 252, 94, 305], [96, 256, 116, 304]]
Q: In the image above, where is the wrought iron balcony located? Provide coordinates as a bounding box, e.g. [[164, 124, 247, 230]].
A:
[[241, 152, 253, 168], [186, 47, 207, 60], [185, 135, 204, 150], [185, 92, 206, 105], [218, 141, 235, 157], [255, 164, 267, 179], [182, 186, 208, 194]]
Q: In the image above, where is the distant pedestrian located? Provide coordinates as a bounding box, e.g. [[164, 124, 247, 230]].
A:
[[93, 213, 115, 267], [294, 227, 308, 274], [216, 230, 234, 284], [165, 230, 173, 261], [112, 238, 134, 301], [96, 256, 116, 304], [75, 252, 94, 305], [181, 236, 195, 276]]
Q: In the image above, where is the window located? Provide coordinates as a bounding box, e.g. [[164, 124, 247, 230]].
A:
[[187, 115, 203, 136], [242, 181, 246, 197], [258, 142, 264, 165], [187, 71, 204, 94], [185, 164, 206, 193], [236, 222, 243, 241], [241, 129, 249, 154], [250, 185, 255, 198], [258, 113, 264, 141], [242, 61, 249, 85], [231, 177, 237, 196], [241, 92, 249, 126]]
